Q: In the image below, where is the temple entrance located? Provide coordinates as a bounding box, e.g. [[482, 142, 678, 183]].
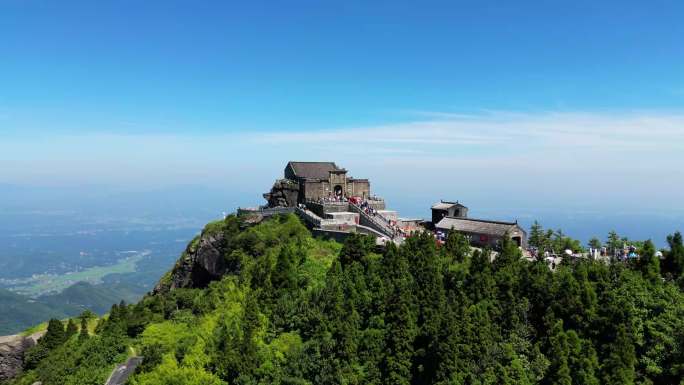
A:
[[334, 184, 343, 197], [512, 236, 522, 247]]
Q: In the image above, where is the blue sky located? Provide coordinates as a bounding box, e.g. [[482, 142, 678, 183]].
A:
[[1, 1, 684, 232]]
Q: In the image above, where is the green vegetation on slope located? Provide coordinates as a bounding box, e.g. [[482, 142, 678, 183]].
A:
[[7, 214, 684, 385]]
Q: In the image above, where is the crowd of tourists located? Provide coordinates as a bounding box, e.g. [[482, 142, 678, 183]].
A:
[[355, 199, 408, 239], [316, 195, 349, 203], [307, 194, 410, 240]]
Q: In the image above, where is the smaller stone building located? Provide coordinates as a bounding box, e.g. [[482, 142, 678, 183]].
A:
[[435, 216, 527, 249], [431, 200, 468, 224]]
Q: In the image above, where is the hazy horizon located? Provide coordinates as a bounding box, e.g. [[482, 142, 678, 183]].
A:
[[2, 1, 683, 246], [1, 181, 682, 249]]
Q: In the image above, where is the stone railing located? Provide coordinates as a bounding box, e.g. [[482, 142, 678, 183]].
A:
[[238, 206, 295, 217], [295, 207, 337, 228], [348, 203, 395, 239]]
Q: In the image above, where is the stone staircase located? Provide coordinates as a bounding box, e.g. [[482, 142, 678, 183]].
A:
[[348, 203, 396, 240]]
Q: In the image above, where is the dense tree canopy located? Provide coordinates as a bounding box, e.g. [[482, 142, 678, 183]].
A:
[[8, 214, 684, 385]]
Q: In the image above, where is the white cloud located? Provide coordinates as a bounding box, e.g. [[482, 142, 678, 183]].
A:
[[1, 110, 683, 212], [238, 110, 684, 213], [254, 110, 684, 153]]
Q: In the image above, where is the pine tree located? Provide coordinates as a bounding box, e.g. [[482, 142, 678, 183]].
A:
[[318, 260, 360, 381], [239, 293, 261, 378], [23, 318, 66, 370], [65, 318, 78, 339], [588, 237, 602, 250], [434, 288, 471, 384], [272, 243, 298, 291], [339, 233, 372, 268], [214, 292, 263, 384], [79, 316, 89, 341], [567, 330, 599, 385], [602, 324, 636, 385], [118, 300, 128, 319], [529, 221, 544, 249], [443, 230, 470, 263], [607, 231, 622, 257], [78, 309, 96, 321], [493, 234, 523, 271], [108, 302, 121, 323], [501, 343, 533, 385], [664, 232, 684, 279], [467, 249, 497, 303], [544, 320, 571, 385], [639, 239, 660, 282], [42, 318, 67, 350], [544, 229, 556, 253], [402, 232, 446, 384], [381, 244, 416, 385]]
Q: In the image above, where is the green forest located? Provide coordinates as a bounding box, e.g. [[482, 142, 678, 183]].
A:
[[6, 214, 684, 385]]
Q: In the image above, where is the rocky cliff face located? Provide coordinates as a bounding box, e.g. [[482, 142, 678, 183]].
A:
[[0, 332, 43, 382], [263, 179, 299, 207], [153, 227, 229, 294]]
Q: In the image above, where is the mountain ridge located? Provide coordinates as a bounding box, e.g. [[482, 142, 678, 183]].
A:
[[3, 213, 684, 385]]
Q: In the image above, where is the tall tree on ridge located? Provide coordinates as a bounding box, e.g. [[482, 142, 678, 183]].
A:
[[664, 231, 684, 280], [381, 244, 416, 385], [639, 239, 661, 283]]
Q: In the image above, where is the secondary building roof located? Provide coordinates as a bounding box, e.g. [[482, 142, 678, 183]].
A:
[[435, 217, 523, 236], [287, 161, 340, 180], [431, 200, 467, 210]]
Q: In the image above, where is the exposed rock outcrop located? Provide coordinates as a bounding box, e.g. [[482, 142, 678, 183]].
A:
[[263, 179, 299, 207], [0, 332, 43, 382], [153, 228, 228, 294]]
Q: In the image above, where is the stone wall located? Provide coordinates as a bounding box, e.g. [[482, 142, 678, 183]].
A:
[[302, 180, 327, 202], [348, 179, 370, 198], [300, 178, 371, 202]]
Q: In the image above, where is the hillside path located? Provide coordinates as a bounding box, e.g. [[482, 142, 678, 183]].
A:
[[104, 356, 143, 385]]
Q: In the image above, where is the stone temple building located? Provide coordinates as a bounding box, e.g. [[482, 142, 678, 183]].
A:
[[256, 161, 410, 242], [433, 200, 527, 248], [264, 161, 371, 207], [250, 161, 527, 249]]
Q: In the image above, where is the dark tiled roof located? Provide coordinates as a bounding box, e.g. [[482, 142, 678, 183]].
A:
[[431, 200, 467, 210], [435, 217, 523, 236], [288, 161, 340, 179]]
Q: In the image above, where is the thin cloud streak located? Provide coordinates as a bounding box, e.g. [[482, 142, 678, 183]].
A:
[[1, 110, 683, 212], [255, 111, 684, 152]]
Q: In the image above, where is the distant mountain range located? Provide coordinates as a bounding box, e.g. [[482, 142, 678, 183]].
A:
[[0, 282, 141, 335]]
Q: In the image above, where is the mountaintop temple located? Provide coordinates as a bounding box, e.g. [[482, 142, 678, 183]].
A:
[[242, 161, 526, 249]]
